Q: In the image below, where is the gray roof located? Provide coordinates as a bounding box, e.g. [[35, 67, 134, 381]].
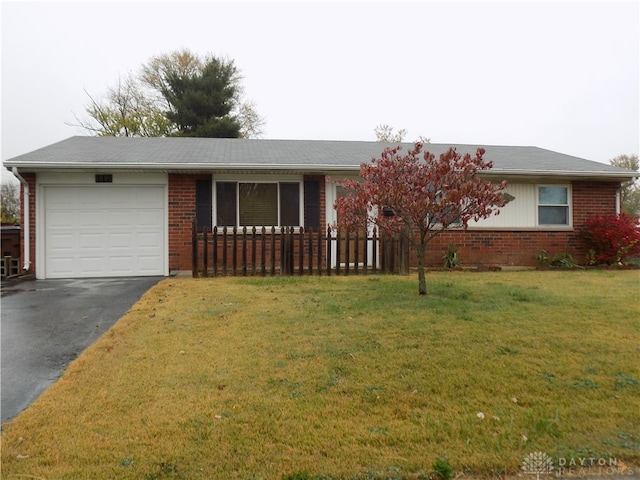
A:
[[4, 136, 636, 180]]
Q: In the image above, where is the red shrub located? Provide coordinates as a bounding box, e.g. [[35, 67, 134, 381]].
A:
[[583, 213, 640, 264]]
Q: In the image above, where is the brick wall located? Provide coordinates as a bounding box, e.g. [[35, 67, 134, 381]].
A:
[[170, 174, 329, 272], [171, 177, 622, 272], [168, 174, 201, 271], [19, 172, 36, 275], [416, 180, 620, 267]]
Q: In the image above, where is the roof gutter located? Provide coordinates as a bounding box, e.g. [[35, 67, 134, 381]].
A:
[[2, 162, 363, 172], [3, 163, 636, 180], [11, 167, 30, 272]]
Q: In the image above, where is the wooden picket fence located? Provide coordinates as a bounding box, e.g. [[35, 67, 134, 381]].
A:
[[191, 221, 408, 277]]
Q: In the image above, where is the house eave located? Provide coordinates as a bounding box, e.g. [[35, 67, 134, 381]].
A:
[[2, 162, 362, 173], [486, 169, 636, 182], [4, 162, 635, 182]]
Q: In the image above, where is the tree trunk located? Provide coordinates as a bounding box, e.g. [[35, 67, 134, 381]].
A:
[[416, 240, 427, 296]]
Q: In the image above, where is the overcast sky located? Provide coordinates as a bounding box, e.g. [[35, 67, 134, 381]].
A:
[[1, 0, 638, 181]]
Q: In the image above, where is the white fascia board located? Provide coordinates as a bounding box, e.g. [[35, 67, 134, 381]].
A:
[[3, 162, 362, 172], [5, 162, 634, 181]]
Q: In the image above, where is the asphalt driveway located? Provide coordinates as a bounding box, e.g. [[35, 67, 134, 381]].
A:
[[1, 276, 162, 424]]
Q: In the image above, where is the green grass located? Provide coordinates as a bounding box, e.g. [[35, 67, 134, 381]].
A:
[[1, 270, 639, 479]]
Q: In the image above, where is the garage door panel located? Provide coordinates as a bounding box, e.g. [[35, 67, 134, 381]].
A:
[[109, 257, 135, 275], [138, 232, 162, 248], [79, 257, 106, 275], [108, 232, 133, 249], [108, 210, 136, 228], [78, 211, 106, 227], [48, 258, 75, 276], [79, 233, 104, 249], [138, 255, 163, 273], [44, 186, 165, 278], [48, 232, 76, 251], [135, 188, 165, 206], [136, 209, 164, 227], [48, 211, 78, 228]]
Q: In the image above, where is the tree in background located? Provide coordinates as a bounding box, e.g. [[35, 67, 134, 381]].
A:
[[374, 124, 430, 144], [334, 143, 507, 296], [1, 182, 20, 223], [160, 56, 241, 137], [610, 154, 640, 217], [73, 49, 264, 138], [374, 124, 407, 142], [72, 74, 174, 137]]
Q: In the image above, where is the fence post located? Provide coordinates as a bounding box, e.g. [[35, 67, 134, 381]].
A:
[[354, 230, 359, 275], [261, 227, 266, 276], [344, 229, 350, 276], [298, 227, 304, 275], [242, 227, 247, 276], [203, 227, 209, 278], [372, 227, 378, 274], [362, 230, 367, 275], [317, 228, 323, 277], [270, 226, 276, 276], [307, 228, 313, 275], [251, 227, 257, 276], [284, 227, 294, 275], [222, 226, 228, 276], [335, 229, 341, 275], [192, 218, 198, 278], [232, 227, 238, 276], [283, 227, 289, 275], [326, 226, 332, 276], [212, 226, 218, 277]]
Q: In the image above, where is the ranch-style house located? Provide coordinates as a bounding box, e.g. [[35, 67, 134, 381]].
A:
[[3, 136, 635, 279]]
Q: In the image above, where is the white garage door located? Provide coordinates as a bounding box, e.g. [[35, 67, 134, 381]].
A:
[[44, 186, 165, 278]]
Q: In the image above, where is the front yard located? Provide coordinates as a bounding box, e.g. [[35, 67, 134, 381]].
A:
[[1, 271, 639, 479]]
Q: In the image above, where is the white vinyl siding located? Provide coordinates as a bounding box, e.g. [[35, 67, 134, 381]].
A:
[[469, 183, 572, 229], [471, 184, 536, 228]]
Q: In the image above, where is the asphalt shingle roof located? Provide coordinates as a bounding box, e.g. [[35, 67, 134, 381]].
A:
[[3, 136, 635, 179]]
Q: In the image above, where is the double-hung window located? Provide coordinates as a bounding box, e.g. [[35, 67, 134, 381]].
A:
[[537, 186, 570, 226], [216, 181, 301, 227]]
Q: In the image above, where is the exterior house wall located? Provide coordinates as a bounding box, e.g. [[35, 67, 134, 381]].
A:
[[174, 178, 622, 272], [22, 173, 624, 276], [169, 173, 328, 272], [19, 172, 36, 276], [413, 180, 620, 267], [168, 174, 201, 272]]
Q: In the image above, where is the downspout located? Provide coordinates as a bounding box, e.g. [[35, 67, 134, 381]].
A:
[[11, 167, 31, 271]]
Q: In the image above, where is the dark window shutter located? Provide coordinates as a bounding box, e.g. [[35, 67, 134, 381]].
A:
[[304, 180, 320, 229], [280, 183, 300, 226], [196, 179, 212, 232]]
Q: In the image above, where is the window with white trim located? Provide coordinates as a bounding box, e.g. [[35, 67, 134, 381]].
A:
[[215, 181, 301, 227], [537, 185, 570, 226]]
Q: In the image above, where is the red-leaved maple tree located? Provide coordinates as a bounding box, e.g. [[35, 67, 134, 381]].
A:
[[334, 142, 507, 295]]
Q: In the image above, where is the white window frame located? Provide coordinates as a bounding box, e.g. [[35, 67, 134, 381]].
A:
[[213, 176, 304, 229], [536, 184, 572, 228]]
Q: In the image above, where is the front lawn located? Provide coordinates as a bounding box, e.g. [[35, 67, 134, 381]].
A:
[[1, 271, 639, 479]]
